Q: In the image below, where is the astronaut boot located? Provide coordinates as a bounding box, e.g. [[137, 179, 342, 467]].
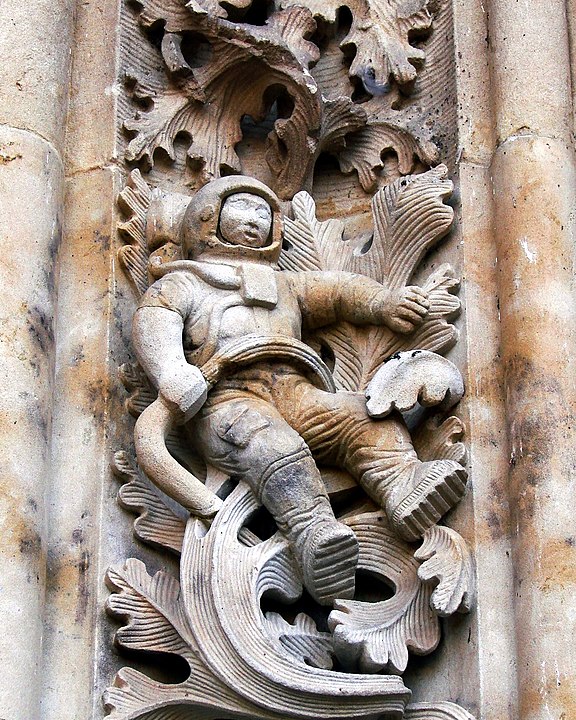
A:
[[383, 459, 468, 542], [260, 451, 359, 606], [293, 516, 359, 606]]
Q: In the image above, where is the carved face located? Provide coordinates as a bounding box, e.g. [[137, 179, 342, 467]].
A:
[[218, 192, 273, 249]]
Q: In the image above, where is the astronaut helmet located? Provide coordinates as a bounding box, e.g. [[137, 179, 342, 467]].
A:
[[180, 175, 283, 264]]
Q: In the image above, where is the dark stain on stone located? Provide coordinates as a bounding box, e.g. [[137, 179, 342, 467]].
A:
[[505, 357, 572, 464], [86, 378, 108, 425], [44, 545, 57, 582], [27, 304, 54, 355], [485, 510, 503, 541], [72, 527, 84, 545], [45, 216, 61, 296], [70, 344, 86, 366], [49, 220, 60, 263], [112, 301, 132, 348], [504, 356, 574, 523], [35, 409, 49, 445], [75, 550, 90, 624], [524, 471, 538, 488], [95, 230, 111, 253], [19, 528, 42, 557]]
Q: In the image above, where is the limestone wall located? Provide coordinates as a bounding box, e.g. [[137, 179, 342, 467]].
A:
[[0, 1, 575, 719]]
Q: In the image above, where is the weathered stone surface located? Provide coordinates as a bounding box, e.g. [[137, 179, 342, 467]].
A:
[[0, 125, 62, 720], [0, 0, 75, 153], [456, 161, 518, 720], [0, 0, 575, 718], [492, 134, 576, 720], [64, 0, 125, 174], [40, 167, 120, 720], [452, 0, 494, 166], [488, 0, 574, 146]]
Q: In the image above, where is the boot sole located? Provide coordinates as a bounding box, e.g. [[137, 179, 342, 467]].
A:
[[391, 461, 468, 542], [305, 525, 359, 606]]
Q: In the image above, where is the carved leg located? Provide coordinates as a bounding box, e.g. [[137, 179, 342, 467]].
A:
[[284, 382, 468, 542], [193, 394, 358, 604]]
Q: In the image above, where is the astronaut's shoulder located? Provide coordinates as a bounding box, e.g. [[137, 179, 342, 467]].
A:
[[140, 268, 200, 310]]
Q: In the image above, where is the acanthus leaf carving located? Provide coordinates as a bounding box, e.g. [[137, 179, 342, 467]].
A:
[[404, 703, 477, 720], [118, 362, 156, 418], [413, 414, 467, 465], [328, 510, 440, 675], [113, 450, 186, 555], [125, 1, 323, 197], [105, 558, 192, 659], [188, 0, 433, 96], [337, 118, 440, 193], [416, 525, 475, 617], [343, 0, 432, 92], [279, 0, 433, 93], [281, 165, 455, 286], [107, 484, 413, 720], [279, 189, 347, 273], [122, 0, 444, 196], [117, 169, 153, 296], [280, 167, 459, 392], [352, 163, 454, 288], [317, 96, 368, 156], [185, 0, 251, 21], [264, 612, 334, 670]]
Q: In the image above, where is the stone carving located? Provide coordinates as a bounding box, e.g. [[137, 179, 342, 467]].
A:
[[105, 479, 474, 720], [121, 0, 437, 196], [108, 168, 475, 719], [278, 0, 433, 92], [124, 1, 322, 197], [108, 1, 476, 718]]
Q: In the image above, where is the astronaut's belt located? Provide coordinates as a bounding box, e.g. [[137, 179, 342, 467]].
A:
[[199, 335, 337, 393]]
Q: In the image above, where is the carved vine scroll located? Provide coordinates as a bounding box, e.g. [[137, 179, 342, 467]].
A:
[[108, 1, 476, 718]]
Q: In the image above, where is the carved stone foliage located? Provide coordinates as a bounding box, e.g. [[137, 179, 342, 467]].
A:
[[109, 1, 475, 719], [106, 469, 474, 720], [119, 0, 446, 198], [279, 165, 460, 391]]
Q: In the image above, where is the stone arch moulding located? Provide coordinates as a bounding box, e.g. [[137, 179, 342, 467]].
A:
[[1, 1, 576, 720]]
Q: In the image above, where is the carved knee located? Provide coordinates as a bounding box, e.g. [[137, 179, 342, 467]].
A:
[[215, 404, 272, 448]]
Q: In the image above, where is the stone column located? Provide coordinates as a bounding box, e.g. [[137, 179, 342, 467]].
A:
[[452, 3, 519, 717], [487, 2, 576, 719], [38, 1, 125, 718], [0, 1, 75, 718]]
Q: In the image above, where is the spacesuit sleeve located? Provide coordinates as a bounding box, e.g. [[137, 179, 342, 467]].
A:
[[133, 270, 204, 397], [288, 270, 393, 330], [138, 271, 196, 319]]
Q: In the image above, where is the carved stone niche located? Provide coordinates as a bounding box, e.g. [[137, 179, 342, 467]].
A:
[[105, 1, 476, 719]]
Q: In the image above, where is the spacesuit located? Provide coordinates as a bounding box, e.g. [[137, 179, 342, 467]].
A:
[[133, 175, 467, 605]]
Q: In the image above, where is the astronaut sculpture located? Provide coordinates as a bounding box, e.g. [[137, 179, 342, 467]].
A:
[[106, 0, 477, 712], [131, 174, 468, 606]]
